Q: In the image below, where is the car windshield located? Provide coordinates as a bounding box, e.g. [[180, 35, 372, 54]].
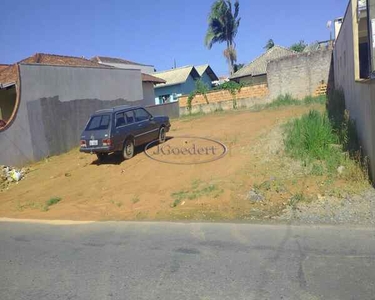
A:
[[85, 114, 111, 131]]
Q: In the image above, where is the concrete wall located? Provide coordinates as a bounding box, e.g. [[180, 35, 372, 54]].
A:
[[0, 64, 145, 166], [0, 87, 16, 121], [179, 84, 269, 107], [267, 49, 333, 99], [98, 62, 155, 74], [142, 82, 156, 106], [146, 102, 180, 119], [333, 0, 375, 178], [20, 64, 143, 102], [33, 97, 142, 159], [180, 96, 271, 116]]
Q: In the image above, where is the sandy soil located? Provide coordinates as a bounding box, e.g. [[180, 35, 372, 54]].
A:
[[0, 105, 332, 221]]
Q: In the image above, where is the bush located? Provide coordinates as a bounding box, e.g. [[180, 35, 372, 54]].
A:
[[284, 110, 338, 161]]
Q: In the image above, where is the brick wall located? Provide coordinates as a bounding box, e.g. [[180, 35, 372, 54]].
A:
[[267, 49, 333, 99], [179, 84, 269, 107]]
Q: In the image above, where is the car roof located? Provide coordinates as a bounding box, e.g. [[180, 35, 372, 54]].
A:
[[93, 105, 144, 115]]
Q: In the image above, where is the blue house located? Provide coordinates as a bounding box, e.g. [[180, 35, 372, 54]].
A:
[[154, 65, 218, 104]]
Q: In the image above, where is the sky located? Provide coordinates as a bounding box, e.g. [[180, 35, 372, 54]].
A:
[[0, 0, 348, 76]]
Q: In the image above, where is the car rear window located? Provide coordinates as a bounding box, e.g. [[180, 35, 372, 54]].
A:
[[85, 115, 111, 131]]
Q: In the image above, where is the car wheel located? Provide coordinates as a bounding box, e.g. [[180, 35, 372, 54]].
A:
[[96, 153, 108, 162], [123, 139, 135, 160], [158, 126, 166, 143]]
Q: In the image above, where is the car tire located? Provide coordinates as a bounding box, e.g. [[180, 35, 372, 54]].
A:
[[158, 126, 166, 144], [96, 153, 108, 162], [123, 138, 135, 160]]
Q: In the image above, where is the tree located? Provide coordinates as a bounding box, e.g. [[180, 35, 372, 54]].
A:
[[264, 39, 275, 50], [205, 0, 241, 75], [233, 63, 244, 72], [290, 40, 308, 52]]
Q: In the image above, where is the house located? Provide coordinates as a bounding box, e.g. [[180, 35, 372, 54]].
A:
[[153, 65, 218, 104], [91, 56, 164, 105], [0, 53, 168, 166], [333, 0, 375, 178], [230, 45, 295, 85], [195, 64, 219, 86]]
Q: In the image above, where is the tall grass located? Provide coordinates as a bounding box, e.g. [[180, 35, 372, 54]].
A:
[[284, 109, 368, 182], [284, 110, 337, 161]]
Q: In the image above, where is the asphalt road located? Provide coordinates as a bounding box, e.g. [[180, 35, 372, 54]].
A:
[[1, 220, 375, 300]]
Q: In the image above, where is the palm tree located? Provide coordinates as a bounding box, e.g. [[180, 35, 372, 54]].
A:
[[264, 39, 275, 50], [205, 0, 241, 75]]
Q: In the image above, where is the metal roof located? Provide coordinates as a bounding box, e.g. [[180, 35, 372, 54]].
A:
[[231, 45, 295, 79], [154, 66, 200, 88], [195, 64, 219, 81]]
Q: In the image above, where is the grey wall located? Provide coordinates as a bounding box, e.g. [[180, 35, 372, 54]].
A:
[[29, 97, 142, 159], [98, 62, 155, 74], [333, 0, 375, 179], [142, 82, 156, 106], [0, 64, 145, 166], [20, 64, 143, 102], [267, 49, 333, 99], [146, 102, 180, 119]]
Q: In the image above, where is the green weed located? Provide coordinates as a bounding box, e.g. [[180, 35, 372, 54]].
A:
[[43, 197, 62, 211], [171, 180, 223, 207]]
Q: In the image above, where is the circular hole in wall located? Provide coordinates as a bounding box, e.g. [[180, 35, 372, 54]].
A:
[[0, 85, 18, 131]]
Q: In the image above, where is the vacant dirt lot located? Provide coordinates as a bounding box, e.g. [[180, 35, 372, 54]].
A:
[[0, 104, 367, 221]]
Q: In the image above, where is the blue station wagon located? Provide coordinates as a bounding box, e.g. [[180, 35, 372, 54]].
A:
[[80, 106, 170, 161]]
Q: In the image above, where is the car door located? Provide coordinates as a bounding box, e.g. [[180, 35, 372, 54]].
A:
[[113, 111, 127, 151], [134, 108, 158, 144], [124, 110, 142, 146]]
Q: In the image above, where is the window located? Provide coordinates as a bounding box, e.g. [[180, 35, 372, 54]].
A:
[[85, 115, 111, 131], [125, 111, 135, 124], [134, 109, 151, 122], [159, 95, 171, 104], [357, 0, 371, 79], [367, 0, 375, 75], [116, 113, 126, 128]]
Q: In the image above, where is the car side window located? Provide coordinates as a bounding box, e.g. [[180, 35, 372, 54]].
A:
[[116, 113, 126, 128], [125, 111, 135, 124], [134, 108, 151, 122]]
